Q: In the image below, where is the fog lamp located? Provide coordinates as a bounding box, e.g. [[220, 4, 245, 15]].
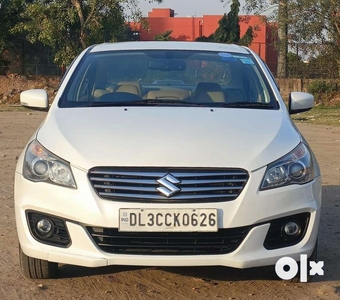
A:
[[36, 218, 54, 237], [283, 222, 301, 236]]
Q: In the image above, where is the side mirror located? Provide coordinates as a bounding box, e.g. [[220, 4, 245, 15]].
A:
[[20, 89, 49, 111], [288, 92, 314, 115]]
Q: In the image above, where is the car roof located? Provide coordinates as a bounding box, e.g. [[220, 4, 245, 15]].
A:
[[90, 41, 250, 54]]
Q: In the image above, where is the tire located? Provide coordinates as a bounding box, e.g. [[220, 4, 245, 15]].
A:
[[19, 245, 58, 279], [290, 241, 318, 283]]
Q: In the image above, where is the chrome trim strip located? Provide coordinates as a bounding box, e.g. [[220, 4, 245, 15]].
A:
[[90, 177, 247, 185], [94, 184, 243, 193], [90, 171, 247, 177], [98, 192, 238, 200]]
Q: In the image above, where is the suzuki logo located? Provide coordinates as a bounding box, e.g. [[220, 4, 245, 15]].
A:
[[157, 174, 181, 197]]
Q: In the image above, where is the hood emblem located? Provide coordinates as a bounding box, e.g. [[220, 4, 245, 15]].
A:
[[157, 174, 181, 197]]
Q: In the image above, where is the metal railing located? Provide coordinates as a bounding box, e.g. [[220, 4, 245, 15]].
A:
[[0, 61, 62, 76]]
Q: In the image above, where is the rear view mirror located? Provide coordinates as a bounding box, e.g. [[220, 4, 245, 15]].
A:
[[148, 59, 186, 71], [20, 89, 49, 111], [289, 92, 314, 115]]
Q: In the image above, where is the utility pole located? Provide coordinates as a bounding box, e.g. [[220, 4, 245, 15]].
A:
[[277, 0, 288, 78]]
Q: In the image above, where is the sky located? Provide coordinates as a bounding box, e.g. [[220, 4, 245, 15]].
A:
[[139, 0, 247, 17]]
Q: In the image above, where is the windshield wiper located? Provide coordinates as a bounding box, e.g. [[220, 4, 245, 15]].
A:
[[87, 100, 148, 107], [143, 100, 204, 106], [79, 99, 205, 107], [216, 102, 274, 109]]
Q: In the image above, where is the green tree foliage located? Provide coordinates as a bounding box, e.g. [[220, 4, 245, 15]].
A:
[[195, 35, 213, 42], [308, 80, 336, 95], [196, 0, 253, 46], [239, 26, 254, 46], [0, 0, 26, 53], [213, 14, 237, 43], [288, 0, 340, 76], [153, 30, 173, 41], [13, 0, 163, 66], [236, 0, 289, 77], [233, 0, 340, 78], [225, 0, 240, 43], [286, 52, 304, 77]]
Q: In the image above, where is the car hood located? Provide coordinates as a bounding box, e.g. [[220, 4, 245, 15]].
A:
[[37, 107, 301, 171]]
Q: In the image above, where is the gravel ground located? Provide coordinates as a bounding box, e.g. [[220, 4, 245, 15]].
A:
[[0, 111, 339, 300]]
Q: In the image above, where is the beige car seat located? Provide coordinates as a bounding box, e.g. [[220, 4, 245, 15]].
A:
[[117, 81, 143, 96], [145, 90, 191, 100], [192, 82, 225, 103]]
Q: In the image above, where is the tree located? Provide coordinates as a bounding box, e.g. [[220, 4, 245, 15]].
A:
[[213, 0, 241, 43], [13, 0, 163, 66], [195, 35, 213, 42], [153, 30, 173, 41], [240, 0, 340, 78], [0, 0, 26, 53], [289, 0, 340, 77], [276, 0, 288, 78], [286, 52, 304, 77], [196, 0, 254, 46], [239, 25, 254, 46], [229, 0, 289, 78]]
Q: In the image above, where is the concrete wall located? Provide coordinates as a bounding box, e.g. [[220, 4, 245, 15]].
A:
[[276, 78, 340, 102]]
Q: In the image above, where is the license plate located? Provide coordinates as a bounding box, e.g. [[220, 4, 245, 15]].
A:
[[119, 209, 218, 232]]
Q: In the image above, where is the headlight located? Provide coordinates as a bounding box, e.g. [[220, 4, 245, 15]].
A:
[[261, 143, 315, 190], [23, 140, 76, 188]]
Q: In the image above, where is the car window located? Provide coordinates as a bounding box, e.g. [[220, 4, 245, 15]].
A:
[[59, 50, 279, 109]]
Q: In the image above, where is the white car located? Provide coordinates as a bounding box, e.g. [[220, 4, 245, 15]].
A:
[[15, 41, 321, 281]]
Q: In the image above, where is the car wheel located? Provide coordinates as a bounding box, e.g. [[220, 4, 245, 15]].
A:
[[290, 241, 318, 283], [19, 245, 58, 279]]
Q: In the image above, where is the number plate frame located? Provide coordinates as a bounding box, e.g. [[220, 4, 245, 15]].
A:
[[119, 208, 218, 232]]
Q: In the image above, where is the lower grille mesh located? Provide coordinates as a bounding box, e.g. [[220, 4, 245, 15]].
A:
[[86, 227, 252, 255]]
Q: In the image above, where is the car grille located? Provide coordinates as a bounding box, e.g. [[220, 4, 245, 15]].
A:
[[88, 167, 249, 203], [86, 227, 252, 255]]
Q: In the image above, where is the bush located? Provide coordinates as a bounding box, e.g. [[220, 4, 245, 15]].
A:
[[307, 80, 338, 103], [308, 80, 336, 95]]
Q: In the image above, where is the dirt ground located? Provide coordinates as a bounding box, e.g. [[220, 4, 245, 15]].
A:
[[0, 111, 339, 300]]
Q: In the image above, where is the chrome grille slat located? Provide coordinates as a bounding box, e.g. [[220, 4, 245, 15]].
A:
[[89, 167, 249, 203], [94, 184, 243, 193], [90, 170, 246, 177], [94, 184, 157, 192], [98, 192, 239, 200], [90, 171, 168, 177], [90, 177, 157, 184], [90, 177, 246, 185]]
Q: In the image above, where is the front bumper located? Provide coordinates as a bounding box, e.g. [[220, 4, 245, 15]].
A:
[[15, 165, 322, 269]]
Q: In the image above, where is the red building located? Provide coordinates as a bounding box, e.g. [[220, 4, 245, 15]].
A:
[[131, 8, 278, 73]]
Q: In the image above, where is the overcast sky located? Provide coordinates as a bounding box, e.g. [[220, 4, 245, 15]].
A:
[[139, 0, 247, 17]]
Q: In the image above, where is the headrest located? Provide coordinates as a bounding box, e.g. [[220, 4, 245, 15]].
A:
[[146, 90, 191, 100], [115, 84, 139, 95], [193, 82, 225, 103], [117, 81, 142, 96]]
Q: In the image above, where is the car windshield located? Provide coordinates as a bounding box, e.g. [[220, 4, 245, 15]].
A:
[[59, 49, 279, 109]]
